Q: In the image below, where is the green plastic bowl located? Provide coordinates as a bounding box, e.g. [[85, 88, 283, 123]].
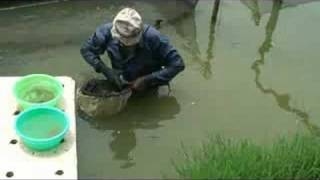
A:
[[13, 74, 63, 110], [15, 106, 70, 151]]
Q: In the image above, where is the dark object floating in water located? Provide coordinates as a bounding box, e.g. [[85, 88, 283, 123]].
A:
[[154, 19, 164, 29]]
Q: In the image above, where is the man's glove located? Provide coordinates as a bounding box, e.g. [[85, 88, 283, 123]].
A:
[[130, 76, 151, 91], [104, 70, 123, 91], [93, 62, 124, 91]]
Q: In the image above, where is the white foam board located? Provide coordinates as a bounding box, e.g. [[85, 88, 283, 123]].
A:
[[0, 76, 77, 179]]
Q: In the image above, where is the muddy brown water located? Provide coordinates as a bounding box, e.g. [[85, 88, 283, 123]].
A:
[[1, 0, 320, 178]]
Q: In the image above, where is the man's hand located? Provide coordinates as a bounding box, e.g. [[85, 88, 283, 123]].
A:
[[106, 72, 123, 90], [130, 76, 148, 91], [94, 62, 124, 91]]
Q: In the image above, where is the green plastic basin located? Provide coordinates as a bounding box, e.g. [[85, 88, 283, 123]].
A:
[[13, 74, 63, 110], [15, 106, 70, 151]]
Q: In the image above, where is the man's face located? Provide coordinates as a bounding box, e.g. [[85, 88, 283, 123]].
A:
[[116, 20, 140, 38]]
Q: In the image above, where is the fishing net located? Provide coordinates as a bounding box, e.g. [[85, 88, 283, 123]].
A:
[[77, 79, 132, 118]]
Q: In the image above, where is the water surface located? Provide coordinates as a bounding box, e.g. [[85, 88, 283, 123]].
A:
[[1, 0, 320, 178]]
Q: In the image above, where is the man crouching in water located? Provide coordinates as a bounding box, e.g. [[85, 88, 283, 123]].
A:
[[80, 8, 185, 96]]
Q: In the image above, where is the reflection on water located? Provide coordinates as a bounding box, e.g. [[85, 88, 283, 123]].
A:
[[185, 0, 220, 80], [156, 3, 202, 75], [158, 0, 218, 80], [2, 0, 320, 178], [251, 0, 320, 136], [203, 0, 220, 79], [79, 94, 180, 169], [241, 0, 262, 26]]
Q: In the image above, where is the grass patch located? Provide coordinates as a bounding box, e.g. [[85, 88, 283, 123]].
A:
[[174, 135, 320, 179]]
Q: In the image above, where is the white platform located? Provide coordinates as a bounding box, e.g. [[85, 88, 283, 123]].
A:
[[0, 77, 77, 179]]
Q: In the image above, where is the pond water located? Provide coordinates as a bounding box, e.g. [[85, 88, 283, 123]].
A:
[[1, 0, 320, 178]]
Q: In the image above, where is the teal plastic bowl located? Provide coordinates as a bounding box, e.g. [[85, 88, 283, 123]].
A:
[[13, 74, 64, 110], [15, 106, 70, 151]]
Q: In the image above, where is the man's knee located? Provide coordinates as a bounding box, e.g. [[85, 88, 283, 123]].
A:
[[157, 84, 171, 98]]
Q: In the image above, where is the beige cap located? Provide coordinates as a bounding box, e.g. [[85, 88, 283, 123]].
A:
[[111, 8, 143, 46]]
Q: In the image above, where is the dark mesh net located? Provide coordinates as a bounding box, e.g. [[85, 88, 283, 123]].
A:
[[80, 79, 131, 97], [77, 79, 132, 118]]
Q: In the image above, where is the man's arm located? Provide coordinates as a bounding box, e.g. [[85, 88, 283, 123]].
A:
[[146, 29, 185, 86], [80, 24, 123, 90], [80, 24, 111, 71]]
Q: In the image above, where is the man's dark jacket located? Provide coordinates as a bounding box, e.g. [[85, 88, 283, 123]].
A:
[[80, 23, 185, 86]]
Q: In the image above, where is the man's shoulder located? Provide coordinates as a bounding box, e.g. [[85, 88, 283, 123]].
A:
[[96, 23, 113, 34], [143, 24, 170, 48], [142, 24, 162, 43], [94, 23, 113, 43]]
